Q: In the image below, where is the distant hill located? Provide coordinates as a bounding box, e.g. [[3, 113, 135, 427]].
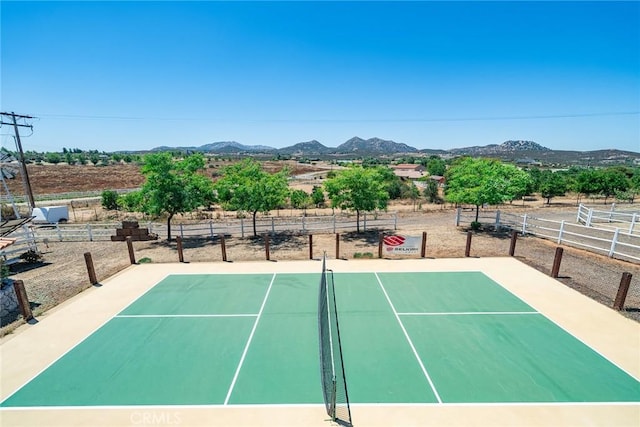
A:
[[152, 141, 275, 153], [277, 140, 332, 156], [335, 137, 418, 154], [448, 140, 551, 156], [200, 141, 275, 153], [149, 137, 639, 166]]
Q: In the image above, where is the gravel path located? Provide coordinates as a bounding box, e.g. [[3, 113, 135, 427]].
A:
[[2, 207, 639, 337]]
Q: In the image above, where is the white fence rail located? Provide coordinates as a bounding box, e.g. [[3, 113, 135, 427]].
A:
[[32, 223, 118, 242], [456, 207, 640, 263], [577, 203, 640, 234], [11, 212, 397, 245], [159, 212, 396, 239], [0, 226, 38, 265]]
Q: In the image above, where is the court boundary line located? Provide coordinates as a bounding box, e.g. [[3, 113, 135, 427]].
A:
[[374, 272, 443, 404], [0, 273, 183, 405], [397, 311, 539, 316], [478, 269, 640, 383], [115, 314, 258, 318], [223, 273, 277, 405], [3, 401, 638, 411]]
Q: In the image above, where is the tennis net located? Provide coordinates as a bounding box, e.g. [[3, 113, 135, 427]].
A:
[[318, 254, 352, 427]]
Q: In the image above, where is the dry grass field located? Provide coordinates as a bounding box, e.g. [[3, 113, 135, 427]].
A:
[[3, 160, 330, 198]]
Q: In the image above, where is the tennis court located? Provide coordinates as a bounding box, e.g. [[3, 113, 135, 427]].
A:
[[1, 258, 638, 426]]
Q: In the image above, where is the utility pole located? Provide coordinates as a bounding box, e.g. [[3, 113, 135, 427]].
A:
[[0, 112, 36, 211]]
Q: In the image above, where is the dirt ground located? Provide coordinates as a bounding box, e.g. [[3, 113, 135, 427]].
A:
[[2, 204, 639, 338]]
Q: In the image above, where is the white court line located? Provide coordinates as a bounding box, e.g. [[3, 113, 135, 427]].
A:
[[374, 272, 443, 404], [4, 400, 637, 411], [0, 279, 165, 406], [397, 311, 539, 316], [0, 403, 325, 411], [223, 273, 277, 405], [115, 314, 258, 318]]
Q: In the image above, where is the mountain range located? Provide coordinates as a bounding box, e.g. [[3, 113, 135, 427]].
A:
[[151, 137, 639, 165]]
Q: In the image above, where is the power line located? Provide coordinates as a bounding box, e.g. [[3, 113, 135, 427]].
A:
[[29, 111, 640, 123]]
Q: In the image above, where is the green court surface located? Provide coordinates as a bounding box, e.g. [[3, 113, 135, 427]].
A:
[[2, 271, 639, 408]]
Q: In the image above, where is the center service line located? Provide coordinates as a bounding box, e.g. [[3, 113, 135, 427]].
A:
[[223, 273, 277, 405]]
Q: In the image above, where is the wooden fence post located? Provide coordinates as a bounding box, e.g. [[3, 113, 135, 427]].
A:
[[220, 234, 227, 262], [126, 236, 136, 264], [309, 234, 313, 260], [176, 236, 184, 263], [613, 272, 633, 311], [13, 280, 33, 321], [264, 234, 271, 261], [465, 231, 472, 257], [509, 230, 518, 257], [84, 252, 98, 285], [551, 247, 564, 278], [421, 232, 427, 258], [335, 233, 340, 260]]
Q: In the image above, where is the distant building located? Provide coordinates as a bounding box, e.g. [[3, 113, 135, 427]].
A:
[[516, 158, 542, 167], [429, 175, 446, 187], [392, 163, 426, 179]]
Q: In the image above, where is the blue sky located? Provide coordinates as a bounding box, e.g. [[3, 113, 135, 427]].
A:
[[1, 1, 639, 153]]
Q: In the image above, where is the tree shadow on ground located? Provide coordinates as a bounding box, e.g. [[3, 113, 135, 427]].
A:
[[244, 232, 307, 250], [341, 230, 387, 244], [460, 227, 514, 240], [8, 261, 53, 275]]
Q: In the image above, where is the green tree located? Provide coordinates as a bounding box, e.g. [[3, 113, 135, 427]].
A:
[[537, 170, 568, 205], [573, 169, 600, 203], [45, 152, 62, 164], [402, 182, 421, 211], [597, 168, 629, 204], [423, 179, 440, 203], [444, 157, 530, 222], [101, 190, 119, 210], [323, 165, 389, 233], [290, 189, 312, 212], [119, 191, 143, 212], [137, 152, 215, 240], [426, 156, 446, 176], [64, 152, 75, 165], [214, 159, 290, 237], [311, 185, 325, 208]]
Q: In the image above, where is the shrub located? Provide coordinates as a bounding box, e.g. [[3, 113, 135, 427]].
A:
[[101, 190, 119, 210], [1, 259, 9, 279], [354, 252, 374, 259], [20, 250, 42, 264], [470, 221, 482, 231]]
